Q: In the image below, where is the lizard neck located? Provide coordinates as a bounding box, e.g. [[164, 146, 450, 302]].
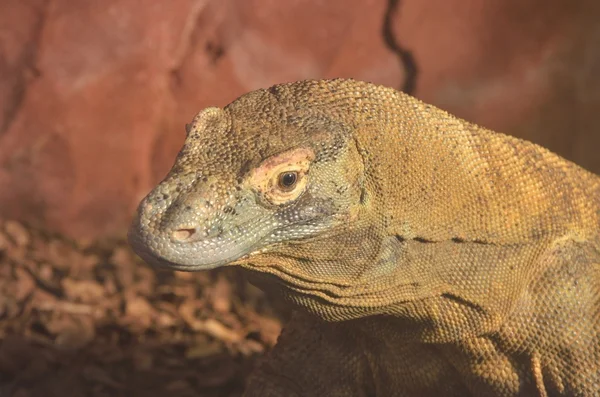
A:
[[351, 93, 599, 244]]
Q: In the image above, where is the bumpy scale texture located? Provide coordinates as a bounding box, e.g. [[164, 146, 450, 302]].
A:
[[129, 79, 600, 396]]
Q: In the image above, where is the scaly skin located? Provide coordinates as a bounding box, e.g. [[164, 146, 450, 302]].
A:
[[129, 79, 600, 396]]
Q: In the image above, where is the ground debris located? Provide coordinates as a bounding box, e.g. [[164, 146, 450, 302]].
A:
[[0, 220, 284, 397]]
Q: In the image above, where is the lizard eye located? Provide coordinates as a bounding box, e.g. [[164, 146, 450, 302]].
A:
[[278, 171, 298, 191], [248, 147, 315, 205]]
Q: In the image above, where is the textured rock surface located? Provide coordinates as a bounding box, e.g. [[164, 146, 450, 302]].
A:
[[1, 0, 599, 238]]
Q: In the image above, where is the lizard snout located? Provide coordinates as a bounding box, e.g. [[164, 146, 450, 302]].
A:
[[159, 189, 228, 243]]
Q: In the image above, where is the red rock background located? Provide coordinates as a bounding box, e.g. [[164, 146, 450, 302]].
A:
[[1, 0, 600, 239]]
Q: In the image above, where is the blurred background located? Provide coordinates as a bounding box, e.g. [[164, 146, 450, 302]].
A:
[[0, 0, 599, 396]]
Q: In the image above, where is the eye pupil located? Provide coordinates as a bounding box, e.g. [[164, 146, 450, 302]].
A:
[[279, 172, 298, 188]]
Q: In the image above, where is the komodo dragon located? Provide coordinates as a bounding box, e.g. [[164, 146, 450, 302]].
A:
[[129, 79, 600, 396]]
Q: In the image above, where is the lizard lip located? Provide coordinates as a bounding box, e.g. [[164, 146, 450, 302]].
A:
[[128, 226, 235, 271], [127, 216, 273, 271]]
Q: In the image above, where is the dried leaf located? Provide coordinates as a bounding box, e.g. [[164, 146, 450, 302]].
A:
[[48, 315, 96, 350], [237, 339, 265, 356], [4, 221, 30, 247], [124, 294, 154, 329], [255, 315, 282, 346], [62, 279, 105, 303], [210, 274, 232, 314], [13, 267, 36, 301], [199, 318, 243, 344], [46, 240, 77, 271], [110, 246, 135, 268], [178, 300, 203, 330]]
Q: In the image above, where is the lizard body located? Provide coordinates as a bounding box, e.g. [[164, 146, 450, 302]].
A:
[[129, 79, 600, 396]]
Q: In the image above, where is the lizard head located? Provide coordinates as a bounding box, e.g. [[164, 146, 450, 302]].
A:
[[129, 81, 368, 275], [130, 79, 568, 331]]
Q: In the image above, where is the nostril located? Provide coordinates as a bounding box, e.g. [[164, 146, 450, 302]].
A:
[[172, 228, 196, 241]]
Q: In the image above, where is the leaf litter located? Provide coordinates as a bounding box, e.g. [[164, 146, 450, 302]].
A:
[[0, 219, 285, 397]]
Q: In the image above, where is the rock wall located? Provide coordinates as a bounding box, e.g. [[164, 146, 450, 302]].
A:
[[1, 0, 599, 239]]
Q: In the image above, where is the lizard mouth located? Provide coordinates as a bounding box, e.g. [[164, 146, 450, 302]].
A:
[[127, 212, 274, 271]]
